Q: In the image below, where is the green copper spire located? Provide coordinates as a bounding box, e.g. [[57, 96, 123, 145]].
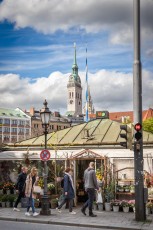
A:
[[72, 42, 78, 80]]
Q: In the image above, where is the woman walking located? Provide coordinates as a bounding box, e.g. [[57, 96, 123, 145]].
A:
[[56, 168, 76, 214], [25, 167, 39, 217]]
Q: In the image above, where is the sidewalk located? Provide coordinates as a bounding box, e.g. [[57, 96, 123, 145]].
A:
[[0, 207, 153, 230]]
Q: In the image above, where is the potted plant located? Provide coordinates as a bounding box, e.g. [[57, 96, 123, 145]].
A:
[[111, 199, 120, 212], [120, 200, 130, 213], [104, 181, 115, 211], [47, 183, 55, 195], [51, 198, 58, 209], [1, 194, 8, 207], [118, 185, 124, 192], [34, 198, 40, 208], [0, 182, 4, 194], [128, 200, 135, 212], [130, 185, 135, 193], [8, 194, 16, 207], [146, 202, 153, 215], [124, 185, 130, 192]]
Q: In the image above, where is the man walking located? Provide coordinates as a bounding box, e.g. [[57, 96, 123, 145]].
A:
[[81, 162, 99, 217], [13, 166, 28, 211]]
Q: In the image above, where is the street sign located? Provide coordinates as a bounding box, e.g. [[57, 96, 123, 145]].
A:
[[40, 149, 50, 161]]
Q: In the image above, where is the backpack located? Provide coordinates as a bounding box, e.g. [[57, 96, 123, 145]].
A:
[[61, 178, 64, 188]]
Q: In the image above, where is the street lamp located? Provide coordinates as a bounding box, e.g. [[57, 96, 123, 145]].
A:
[[40, 99, 51, 215]]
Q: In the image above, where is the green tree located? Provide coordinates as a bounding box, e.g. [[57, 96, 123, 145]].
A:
[[143, 118, 153, 134]]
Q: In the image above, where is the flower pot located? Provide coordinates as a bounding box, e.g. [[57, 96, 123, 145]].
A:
[[0, 190, 3, 195], [105, 202, 111, 212], [6, 202, 10, 207], [123, 207, 129, 213], [6, 190, 10, 195], [113, 205, 119, 212], [146, 207, 151, 215], [93, 203, 97, 211], [1, 202, 5, 208], [97, 203, 103, 211]]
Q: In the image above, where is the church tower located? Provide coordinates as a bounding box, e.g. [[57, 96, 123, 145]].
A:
[[67, 44, 82, 116]]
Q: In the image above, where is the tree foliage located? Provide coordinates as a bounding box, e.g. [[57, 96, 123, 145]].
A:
[[143, 118, 153, 134]]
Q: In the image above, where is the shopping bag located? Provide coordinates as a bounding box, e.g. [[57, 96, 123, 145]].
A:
[[97, 191, 103, 203], [33, 185, 42, 194], [21, 197, 30, 208]]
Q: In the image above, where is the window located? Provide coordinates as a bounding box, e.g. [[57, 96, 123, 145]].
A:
[[0, 119, 3, 124], [69, 92, 71, 98], [3, 135, 10, 141], [4, 127, 10, 132], [12, 128, 17, 133], [0, 127, 2, 132], [4, 119, 10, 124], [19, 128, 24, 133], [72, 92, 73, 98], [19, 120, 25, 126], [26, 129, 29, 134], [11, 136, 17, 142], [26, 121, 30, 126], [34, 124, 39, 128], [12, 120, 17, 125]]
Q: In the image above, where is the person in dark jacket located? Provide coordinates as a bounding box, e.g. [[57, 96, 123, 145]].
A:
[[56, 168, 76, 214], [81, 162, 99, 217], [13, 166, 28, 211]]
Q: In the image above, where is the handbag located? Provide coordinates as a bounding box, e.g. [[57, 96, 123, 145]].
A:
[[33, 185, 42, 194], [21, 197, 31, 208]]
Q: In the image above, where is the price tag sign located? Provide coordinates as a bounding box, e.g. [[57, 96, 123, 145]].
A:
[[40, 149, 50, 161]]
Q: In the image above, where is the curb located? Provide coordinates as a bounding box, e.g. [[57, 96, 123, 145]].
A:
[[0, 216, 143, 230]]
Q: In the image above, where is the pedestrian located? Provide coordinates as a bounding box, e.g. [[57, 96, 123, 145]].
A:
[[56, 167, 76, 214], [13, 166, 28, 211], [24, 167, 39, 217], [81, 162, 99, 217]]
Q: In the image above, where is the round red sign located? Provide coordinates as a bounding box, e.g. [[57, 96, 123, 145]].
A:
[[40, 149, 50, 161]]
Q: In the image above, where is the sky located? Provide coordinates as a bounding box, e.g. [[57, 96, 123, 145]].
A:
[[0, 0, 153, 114]]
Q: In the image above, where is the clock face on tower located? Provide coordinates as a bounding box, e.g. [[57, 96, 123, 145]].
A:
[[70, 100, 73, 104]]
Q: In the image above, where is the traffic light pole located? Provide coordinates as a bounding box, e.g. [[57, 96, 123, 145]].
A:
[[133, 0, 146, 221]]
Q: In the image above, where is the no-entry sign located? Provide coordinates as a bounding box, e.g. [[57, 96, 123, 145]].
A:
[[40, 149, 50, 161]]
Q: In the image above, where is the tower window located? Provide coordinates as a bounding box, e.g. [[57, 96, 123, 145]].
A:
[[69, 92, 71, 98], [72, 92, 74, 98]]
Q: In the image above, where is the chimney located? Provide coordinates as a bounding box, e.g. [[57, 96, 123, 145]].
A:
[[30, 107, 35, 116]]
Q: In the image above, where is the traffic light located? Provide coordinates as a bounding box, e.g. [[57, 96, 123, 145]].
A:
[[120, 124, 132, 149], [134, 123, 142, 141]]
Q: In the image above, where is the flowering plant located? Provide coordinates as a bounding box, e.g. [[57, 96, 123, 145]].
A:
[[96, 169, 103, 181], [120, 200, 130, 207], [128, 200, 135, 207], [38, 178, 44, 189], [47, 183, 55, 191], [111, 199, 120, 206], [146, 202, 153, 208], [3, 182, 15, 190], [0, 182, 4, 190]]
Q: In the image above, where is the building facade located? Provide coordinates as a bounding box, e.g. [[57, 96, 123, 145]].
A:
[[0, 108, 31, 144]]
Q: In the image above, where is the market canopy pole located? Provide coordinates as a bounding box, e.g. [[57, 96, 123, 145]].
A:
[[133, 0, 146, 221]]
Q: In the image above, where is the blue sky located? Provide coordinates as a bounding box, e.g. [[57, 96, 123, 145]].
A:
[[0, 0, 153, 113]]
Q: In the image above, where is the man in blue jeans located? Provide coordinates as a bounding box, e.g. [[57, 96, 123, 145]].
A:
[[81, 162, 99, 217]]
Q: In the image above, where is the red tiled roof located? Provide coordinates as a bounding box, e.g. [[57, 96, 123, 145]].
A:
[[89, 108, 153, 122]]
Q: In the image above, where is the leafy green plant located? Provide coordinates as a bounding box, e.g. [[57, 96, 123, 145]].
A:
[[105, 181, 115, 203], [1, 195, 8, 202]]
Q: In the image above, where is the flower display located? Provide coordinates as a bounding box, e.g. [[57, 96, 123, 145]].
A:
[[3, 182, 15, 190]]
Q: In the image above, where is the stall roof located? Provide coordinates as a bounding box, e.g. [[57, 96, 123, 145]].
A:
[[12, 119, 153, 148]]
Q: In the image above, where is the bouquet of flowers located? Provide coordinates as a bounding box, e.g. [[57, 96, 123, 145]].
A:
[[128, 200, 135, 207], [120, 200, 130, 207], [111, 199, 120, 207]]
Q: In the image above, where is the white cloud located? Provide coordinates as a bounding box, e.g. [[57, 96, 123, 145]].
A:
[[0, 0, 153, 45], [0, 69, 152, 113]]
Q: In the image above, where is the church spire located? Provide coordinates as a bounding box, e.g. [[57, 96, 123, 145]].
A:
[[72, 43, 78, 80]]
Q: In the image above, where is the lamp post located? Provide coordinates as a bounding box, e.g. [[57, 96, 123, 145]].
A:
[[40, 99, 51, 215]]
